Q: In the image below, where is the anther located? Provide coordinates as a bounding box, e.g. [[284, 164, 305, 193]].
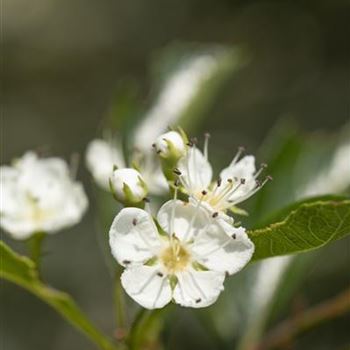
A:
[[238, 146, 245, 152], [191, 137, 198, 145], [232, 234, 236, 239], [255, 179, 262, 187], [217, 178, 222, 187], [240, 178, 246, 185], [261, 162, 268, 168], [174, 179, 180, 187], [132, 218, 137, 226], [157, 272, 164, 277], [123, 260, 131, 265], [156, 150, 161, 154], [201, 190, 208, 196], [227, 178, 233, 183], [143, 197, 150, 203], [151, 143, 156, 148], [266, 175, 273, 181], [212, 212, 219, 218], [173, 168, 182, 176], [195, 298, 202, 303]]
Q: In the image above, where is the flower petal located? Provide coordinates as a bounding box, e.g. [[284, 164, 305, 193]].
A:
[[178, 147, 212, 193], [173, 269, 225, 308], [220, 155, 256, 200], [157, 200, 209, 242], [192, 219, 254, 275], [121, 265, 172, 309], [109, 207, 161, 266], [86, 139, 125, 189]]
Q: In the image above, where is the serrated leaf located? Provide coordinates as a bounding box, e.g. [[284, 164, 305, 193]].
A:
[[0, 241, 118, 350], [248, 198, 350, 261]]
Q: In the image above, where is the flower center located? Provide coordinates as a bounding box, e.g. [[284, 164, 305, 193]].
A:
[[160, 239, 191, 274]]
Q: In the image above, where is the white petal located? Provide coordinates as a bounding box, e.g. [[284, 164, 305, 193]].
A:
[[178, 147, 212, 193], [109, 207, 161, 266], [86, 139, 125, 189], [157, 200, 209, 241], [220, 155, 256, 200], [192, 219, 254, 275], [121, 265, 172, 309], [173, 269, 225, 308]]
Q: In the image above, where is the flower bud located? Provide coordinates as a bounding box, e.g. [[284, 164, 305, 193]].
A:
[[155, 131, 186, 160], [110, 168, 148, 205]]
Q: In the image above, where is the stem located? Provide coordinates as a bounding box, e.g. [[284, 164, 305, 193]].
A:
[[28, 232, 46, 273], [255, 288, 350, 350], [128, 307, 168, 350], [114, 268, 127, 340]]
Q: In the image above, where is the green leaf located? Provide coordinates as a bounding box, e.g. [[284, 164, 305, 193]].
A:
[[248, 198, 350, 261], [0, 241, 118, 350]]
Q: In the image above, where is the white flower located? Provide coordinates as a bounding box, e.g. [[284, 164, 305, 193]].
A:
[[0, 152, 88, 240], [133, 53, 228, 150], [110, 168, 148, 204], [154, 131, 186, 159], [86, 139, 125, 190], [177, 139, 271, 221], [85, 138, 168, 195], [109, 200, 254, 309]]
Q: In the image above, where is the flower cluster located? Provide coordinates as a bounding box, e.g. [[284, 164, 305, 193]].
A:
[[0, 152, 88, 240], [106, 130, 270, 309]]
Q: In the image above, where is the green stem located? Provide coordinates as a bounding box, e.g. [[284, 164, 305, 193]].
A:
[[28, 232, 45, 273], [114, 269, 127, 339]]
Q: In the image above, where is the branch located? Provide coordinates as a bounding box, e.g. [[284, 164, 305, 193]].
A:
[[255, 288, 350, 350]]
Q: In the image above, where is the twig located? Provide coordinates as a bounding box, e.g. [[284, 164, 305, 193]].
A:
[[254, 288, 350, 350]]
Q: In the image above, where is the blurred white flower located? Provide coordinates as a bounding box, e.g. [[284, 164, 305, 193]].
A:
[[154, 130, 186, 159], [109, 199, 254, 309], [110, 168, 148, 205], [86, 139, 125, 190], [177, 139, 271, 222], [301, 141, 350, 197], [86, 138, 168, 195], [134, 53, 227, 150], [0, 152, 88, 240]]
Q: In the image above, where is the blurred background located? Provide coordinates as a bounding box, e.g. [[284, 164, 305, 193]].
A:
[[2, 0, 350, 349]]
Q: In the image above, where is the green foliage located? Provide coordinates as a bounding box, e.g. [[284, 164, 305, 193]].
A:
[[249, 197, 350, 261], [0, 241, 118, 350]]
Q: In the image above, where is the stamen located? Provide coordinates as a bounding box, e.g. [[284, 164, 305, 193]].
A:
[[143, 197, 152, 215], [170, 187, 178, 235], [212, 212, 219, 218], [230, 175, 272, 205], [173, 168, 182, 176], [254, 163, 268, 179], [203, 132, 210, 160], [230, 146, 245, 166], [182, 193, 205, 242], [157, 272, 164, 277]]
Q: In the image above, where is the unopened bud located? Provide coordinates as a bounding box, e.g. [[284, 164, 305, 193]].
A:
[[110, 168, 148, 205], [155, 131, 186, 159]]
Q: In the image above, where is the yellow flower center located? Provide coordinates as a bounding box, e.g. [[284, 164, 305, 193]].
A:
[[160, 238, 191, 274]]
